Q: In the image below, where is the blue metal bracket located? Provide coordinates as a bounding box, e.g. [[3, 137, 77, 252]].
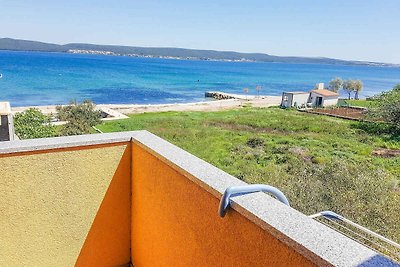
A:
[[218, 184, 290, 217], [309, 210, 343, 221]]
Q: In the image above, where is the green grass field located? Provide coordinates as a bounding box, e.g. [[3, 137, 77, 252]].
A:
[[340, 99, 377, 108], [97, 107, 400, 242]]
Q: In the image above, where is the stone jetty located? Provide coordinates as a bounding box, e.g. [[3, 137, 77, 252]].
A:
[[205, 91, 237, 100], [205, 91, 266, 100]]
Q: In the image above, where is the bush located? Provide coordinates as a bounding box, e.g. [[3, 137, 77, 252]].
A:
[[369, 85, 400, 134], [246, 137, 265, 148], [270, 160, 400, 242], [14, 108, 57, 139], [57, 100, 102, 136]]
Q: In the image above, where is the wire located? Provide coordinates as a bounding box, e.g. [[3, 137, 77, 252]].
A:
[[317, 219, 381, 253], [326, 218, 395, 255], [317, 218, 400, 259]]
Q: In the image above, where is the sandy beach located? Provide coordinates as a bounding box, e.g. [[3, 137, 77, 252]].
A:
[[11, 95, 282, 119]]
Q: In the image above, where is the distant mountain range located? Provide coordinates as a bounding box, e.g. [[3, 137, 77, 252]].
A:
[[0, 37, 397, 67]]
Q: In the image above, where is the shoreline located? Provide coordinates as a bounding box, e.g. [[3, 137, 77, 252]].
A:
[[2, 44, 399, 67], [10, 96, 282, 118]]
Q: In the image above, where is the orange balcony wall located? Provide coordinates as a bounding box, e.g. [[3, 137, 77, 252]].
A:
[[131, 142, 313, 266], [0, 131, 396, 267]]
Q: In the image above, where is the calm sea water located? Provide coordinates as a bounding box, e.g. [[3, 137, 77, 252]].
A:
[[0, 50, 399, 107]]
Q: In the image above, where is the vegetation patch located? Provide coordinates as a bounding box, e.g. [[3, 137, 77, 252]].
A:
[[368, 85, 400, 134], [372, 148, 400, 158], [246, 137, 265, 148], [346, 99, 377, 108], [57, 100, 102, 136], [14, 108, 57, 139], [208, 121, 290, 134], [307, 106, 366, 120]]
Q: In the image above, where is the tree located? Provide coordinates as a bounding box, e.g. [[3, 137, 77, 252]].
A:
[[353, 80, 363, 100], [14, 108, 57, 139], [57, 100, 102, 136], [342, 80, 354, 99], [370, 85, 400, 133], [342, 79, 364, 100], [329, 77, 343, 93]]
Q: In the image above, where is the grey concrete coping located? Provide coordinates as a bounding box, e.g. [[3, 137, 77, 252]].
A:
[[0, 131, 398, 266], [0, 131, 145, 155]]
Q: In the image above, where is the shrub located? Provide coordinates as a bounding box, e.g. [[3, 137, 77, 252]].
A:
[[246, 137, 265, 148], [270, 160, 400, 242], [14, 108, 57, 139], [57, 100, 102, 136], [369, 85, 400, 134]]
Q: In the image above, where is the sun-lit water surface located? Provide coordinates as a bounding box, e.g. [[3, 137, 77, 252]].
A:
[[0, 50, 399, 106]]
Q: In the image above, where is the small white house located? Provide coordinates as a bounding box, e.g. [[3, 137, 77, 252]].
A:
[[280, 91, 310, 108], [281, 83, 339, 108], [309, 89, 339, 107]]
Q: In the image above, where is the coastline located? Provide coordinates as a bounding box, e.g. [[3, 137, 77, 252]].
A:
[[2, 49, 399, 67], [10, 96, 282, 117], [2, 38, 400, 67]]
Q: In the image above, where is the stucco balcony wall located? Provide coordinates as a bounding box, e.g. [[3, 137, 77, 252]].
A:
[[0, 131, 397, 267]]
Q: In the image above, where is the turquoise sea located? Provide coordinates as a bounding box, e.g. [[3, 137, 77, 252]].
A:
[[0, 50, 399, 107]]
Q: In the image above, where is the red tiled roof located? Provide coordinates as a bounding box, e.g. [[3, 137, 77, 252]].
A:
[[311, 89, 339, 97]]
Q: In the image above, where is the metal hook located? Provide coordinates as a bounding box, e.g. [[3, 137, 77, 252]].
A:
[[309, 210, 343, 221], [218, 184, 290, 217]]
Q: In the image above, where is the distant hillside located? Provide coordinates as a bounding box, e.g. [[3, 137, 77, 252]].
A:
[[0, 37, 396, 66], [0, 38, 64, 52]]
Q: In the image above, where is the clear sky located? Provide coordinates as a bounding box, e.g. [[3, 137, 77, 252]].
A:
[[1, 0, 399, 63]]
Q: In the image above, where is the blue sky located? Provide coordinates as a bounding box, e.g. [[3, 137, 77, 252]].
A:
[[1, 0, 399, 63]]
